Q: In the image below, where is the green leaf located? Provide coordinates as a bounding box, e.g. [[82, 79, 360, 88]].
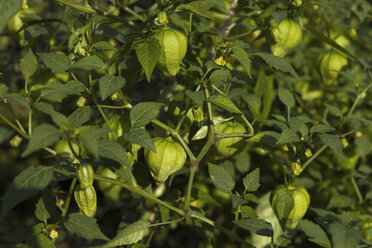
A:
[[5, 93, 31, 110], [130, 102, 164, 129], [20, 49, 37, 80], [325, 104, 343, 118], [207, 95, 242, 114], [231, 45, 251, 78], [70, 55, 104, 70], [176, 1, 214, 19], [104, 220, 150, 247], [319, 134, 344, 158], [0, 0, 22, 33], [243, 168, 260, 192], [123, 128, 155, 152], [34, 102, 70, 128], [0, 166, 54, 220], [29, 223, 55, 248], [329, 222, 361, 248], [276, 128, 299, 144], [68, 106, 92, 128], [99, 75, 125, 101], [289, 117, 309, 138], [40, 81, 86, 102], [233, 218, 274, 237], [22, 124, 60, 157], [310, 124, 335, 135], [136, 37, 161, 82], [38, 53, 71, 73], [247, 131, 280, 144], [278, 87, 295, 109], [185, 90, 205, 107], [208, 162, 235, 194], [98, 140, 130, 166], [254, 70, 275, 120], [244, 94, 261, 119], [64, 213, 109, 240], [255, 53, 299, 79], [35, 190, 56, 222], [298, 220, 332, 248], [78, 131, 99, 159], [0, 83, 9, 98]]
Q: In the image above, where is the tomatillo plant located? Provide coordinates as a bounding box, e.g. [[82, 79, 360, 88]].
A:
[[0, 0, 371, 247]]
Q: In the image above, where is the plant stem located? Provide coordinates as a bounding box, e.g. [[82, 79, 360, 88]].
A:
[[302, 144, 328, 170], [346, 81, 372, 118], [0, 113, 29, 139], [184, 161, 198, 209], [350, 172, 363, 204], [61, 178, 77, 217], [149, 216, 185, 227], [94, 174, 185, 216]]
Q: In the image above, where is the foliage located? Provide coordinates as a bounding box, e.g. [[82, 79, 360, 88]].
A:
[[0, 0, 372, 247]]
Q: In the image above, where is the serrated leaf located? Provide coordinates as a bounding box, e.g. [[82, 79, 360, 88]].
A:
[[255, 53, 299, 79], [22, 124, 60, 157], [276, 128, 299, 144], [38, 53, 71, 73], [289, 117, 308, 137], [34, 102, 70, 128], [319, 134, 344, 158], [299, 220, 331, 248], [207, 95, 242, 114], [99, 75, 125, 101], [1, 166, 54, 220], [136, 38, 161, 82], [329, 222, 361, 248], [247, 131, 280, 144], [185, 90, 205, 107], [98, 140, 130, 166], [64, 213, 109, 240], [233, 218, 273, 237], [130, 102, 164, 129], [231, 194, 248, 209], [176, 1, 214, 19], [231, 45, 251, 78], [68, 106, 92, 128], [20, 49, 37, 80], [104, 220, 150, 247], [71, 55, 104, 70], [310, 124, 335, 135], [208, 163, 235, 194], [5, 93, 31, 110], [40, 81, 86, 102], [35, 190, 56, 222], [243, 168, 260, 192], [278, 87, 295, 109], [123, 128, 155, 152], [0, 0, 22, 33]]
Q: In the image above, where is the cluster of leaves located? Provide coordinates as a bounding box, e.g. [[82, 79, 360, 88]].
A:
[[0, 0, 372, 247]]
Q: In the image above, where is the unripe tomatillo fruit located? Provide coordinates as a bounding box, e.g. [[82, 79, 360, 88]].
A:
[[76, 163, 94, 189], [318, 51, 348, 82], [144, 137, 187, 183], [270, 184, 310, 229], [153, 27, 188, 77], [74, 185, 97, 217], [270, 19, 303, 57], [54, 140, 80, 159], [212, 120, 247, 160]]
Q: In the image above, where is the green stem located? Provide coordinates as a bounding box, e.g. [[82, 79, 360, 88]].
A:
[[94, 174, 185, 216], [302, 144, 328, 170], [98, 104, 128, 109], [149, 217, 185, 227], [0, 113, 29, 139], [124, 6, 145, 22], [350, 172, 363, 204], [346, 81, 372, 118], [61, 178, 77, 217], [184, 161, 198, 210], [240, 114, 254, 136]]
